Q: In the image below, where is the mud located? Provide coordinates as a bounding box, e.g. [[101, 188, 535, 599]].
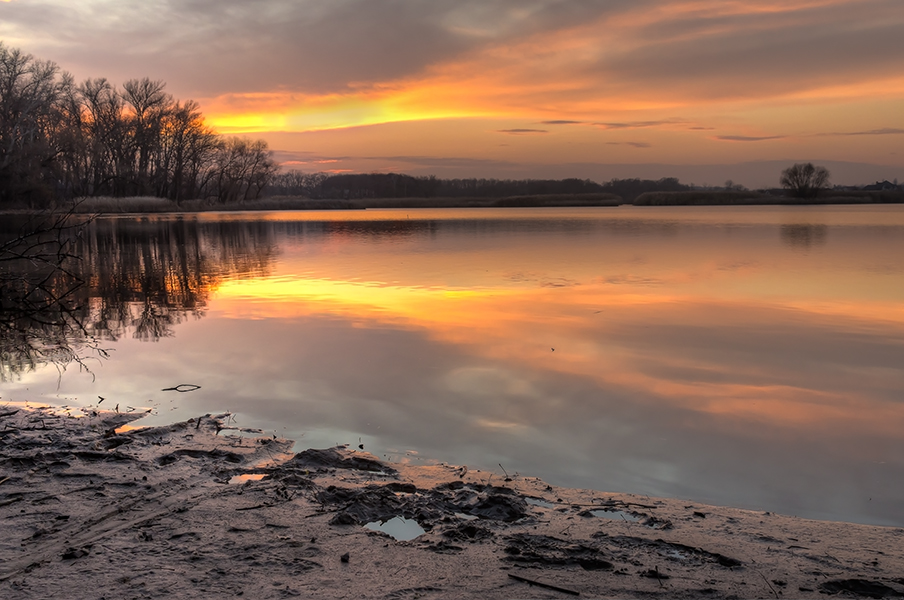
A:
[[2, 407, 904, 599]]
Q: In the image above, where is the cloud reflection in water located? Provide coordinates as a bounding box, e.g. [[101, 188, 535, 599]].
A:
[[4, 206, 904, 526]]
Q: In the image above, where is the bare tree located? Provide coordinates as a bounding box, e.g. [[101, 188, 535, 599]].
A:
[[0, 43, 70, 206], [156, 100, 218, 201], [780, 163, 830, 198], [121, 78, 172, 194], [0, 43, 280, 207], [210, 137, 278, 204]]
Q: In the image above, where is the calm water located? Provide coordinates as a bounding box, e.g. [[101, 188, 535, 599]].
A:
[[3, 205, 904, 526]]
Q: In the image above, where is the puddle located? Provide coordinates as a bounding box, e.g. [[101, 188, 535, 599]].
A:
[[525, 498, 556, 509], [228, 473, 267, 484], [364, 516, 425, 541], [589, 509, 639, 522]]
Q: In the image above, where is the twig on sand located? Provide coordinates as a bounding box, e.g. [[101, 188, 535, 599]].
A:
[[508, 573, 580, 596], [161, 384, 201, 393], [754, 568, 779, 599]]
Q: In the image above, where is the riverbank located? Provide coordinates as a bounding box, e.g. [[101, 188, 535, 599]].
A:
[[2, 407, 902, 599], [2, 189, 902, 215]]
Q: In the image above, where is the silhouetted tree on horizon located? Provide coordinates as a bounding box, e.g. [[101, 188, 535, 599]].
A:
[[780, 163, 830, 198]]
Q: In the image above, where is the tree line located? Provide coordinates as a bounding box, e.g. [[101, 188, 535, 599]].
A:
[[0, 42, 277, 208], [267, 172, 691, 203]]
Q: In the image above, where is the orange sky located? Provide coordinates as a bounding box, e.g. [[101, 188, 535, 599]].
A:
[[2, 0, 902, 185]]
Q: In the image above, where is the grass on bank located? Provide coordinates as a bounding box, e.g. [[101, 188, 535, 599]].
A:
[[46, 193, 622, 213]]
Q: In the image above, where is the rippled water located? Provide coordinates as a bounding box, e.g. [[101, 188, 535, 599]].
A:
[[3, 205, 903, 526]]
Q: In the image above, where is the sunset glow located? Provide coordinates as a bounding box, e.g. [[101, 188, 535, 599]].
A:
[[212, 267, 904, 432], [2, 0, 901, 185]]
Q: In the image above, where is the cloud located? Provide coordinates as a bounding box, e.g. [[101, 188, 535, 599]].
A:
[[3, 0, 902, 172], [271, 152, 520, 172], [715, 135, 787, 142], [271, 150, 351, 165], [496, 128, 548, 135], [0, 0, 638, 99], [5, 1, 902, 115], [369, 156, 520, 169], [594, 120, 686, 130], [6, 0, 898, 106], [606, 141, 652, 148], [819, 128, 904, 136]]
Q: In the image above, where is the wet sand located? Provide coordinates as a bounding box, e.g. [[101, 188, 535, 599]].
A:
[[2, 407, 902, 599]]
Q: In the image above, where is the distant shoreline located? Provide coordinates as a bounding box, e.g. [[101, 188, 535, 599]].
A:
[[1, 190, 902, 214]]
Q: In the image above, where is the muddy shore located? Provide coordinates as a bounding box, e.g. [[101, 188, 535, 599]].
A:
[[2, 407, 903, 599]]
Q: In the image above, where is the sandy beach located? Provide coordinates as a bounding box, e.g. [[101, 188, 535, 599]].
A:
[[2, 406, 902, 599]]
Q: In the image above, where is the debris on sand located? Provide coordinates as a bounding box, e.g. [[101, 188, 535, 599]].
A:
[[1, 407, 903, 599]]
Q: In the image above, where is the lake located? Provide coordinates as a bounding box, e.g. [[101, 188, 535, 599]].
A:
[[2, 205, 903, 526]]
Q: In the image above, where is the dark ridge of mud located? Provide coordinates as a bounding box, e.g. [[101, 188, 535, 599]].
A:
[[157, 448, 244, 466], [503, 533, 615, 571], [819, 579, 904, 599], [288, 447, 396, 474], [591, 532, 743, 569], [315, 480, 530, 529], [442, 523, 495, 543]]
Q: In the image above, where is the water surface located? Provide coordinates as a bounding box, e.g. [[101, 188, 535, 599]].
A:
[[3, 205, 903, 526]]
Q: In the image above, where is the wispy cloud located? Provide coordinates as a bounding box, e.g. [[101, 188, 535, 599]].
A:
[[606, 141, 652, 148], [714, 135, 787, 142], [595, 119, 686, 130], [496, 128, 548, 135], [370, 156, 520, 169], [818, 128, 904, 136]]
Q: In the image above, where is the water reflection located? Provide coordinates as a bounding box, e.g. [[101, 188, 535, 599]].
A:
[[2, 206, 904, 526], [781, 223, 828, 248], [0, 216, 279, 377]]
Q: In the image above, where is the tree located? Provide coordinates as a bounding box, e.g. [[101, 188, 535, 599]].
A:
[[0, 42, 278, 207], [0, 43, 71, 206], [209, 137, 278, 204], [780, 163, 830, 198]]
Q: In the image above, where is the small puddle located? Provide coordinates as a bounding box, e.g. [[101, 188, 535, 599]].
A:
[[525, 498, 556, 509], [589, 509, 639, 522], [229, 474, 267, 484], [364, 517, 425, 541]]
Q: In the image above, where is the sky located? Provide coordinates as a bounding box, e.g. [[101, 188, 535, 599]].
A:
[[2, 0, 903, 187]]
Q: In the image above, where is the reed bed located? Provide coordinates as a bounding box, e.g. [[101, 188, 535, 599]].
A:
[[50, 194, 624, 213]]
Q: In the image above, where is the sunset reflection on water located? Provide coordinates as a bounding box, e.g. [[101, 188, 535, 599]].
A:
[[4, 206, 904, 525]]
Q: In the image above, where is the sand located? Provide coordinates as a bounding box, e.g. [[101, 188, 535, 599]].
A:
[[1, 406, 903, 599]]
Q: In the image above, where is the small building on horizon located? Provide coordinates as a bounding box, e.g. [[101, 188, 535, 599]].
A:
[[862, 180, 901, 192]]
